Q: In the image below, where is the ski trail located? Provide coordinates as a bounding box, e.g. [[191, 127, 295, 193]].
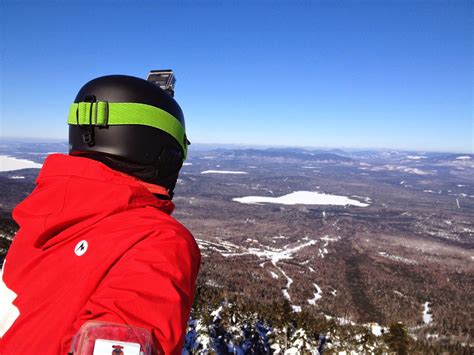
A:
[[307, 283, 322, 305], [273, 261, 293, 300]]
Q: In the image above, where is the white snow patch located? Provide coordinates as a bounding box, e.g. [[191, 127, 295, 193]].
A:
[[0, 155, 42, 172], [307, 283, 322, 305], [291, 305, 302, 313], [9, 176, 25, 179], [407, 155, 426, 160], [403, 167, 431, 175], [367, 323, 383, 336], [423, 302, 433, 324], [201, 170, 248, 174], [211, 305, 223, 322], [456, 199, 460, 209], [233, 191, 369, 207], [182, 162, 192, 166], [270, 271, 279, 279], [372, 165, 432, 175], [455, 156, 471, 160]]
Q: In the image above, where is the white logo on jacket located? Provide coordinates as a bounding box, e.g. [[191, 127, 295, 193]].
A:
[[74, 240, 88, 256]]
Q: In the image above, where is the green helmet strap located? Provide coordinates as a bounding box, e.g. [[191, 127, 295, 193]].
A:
[[68, 101, 188, 158]]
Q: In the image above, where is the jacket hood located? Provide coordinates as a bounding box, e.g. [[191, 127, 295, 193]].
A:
[[13, 154, 175, 249]]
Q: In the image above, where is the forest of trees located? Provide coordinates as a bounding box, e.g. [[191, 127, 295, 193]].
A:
[[1, 216, 472, 353]]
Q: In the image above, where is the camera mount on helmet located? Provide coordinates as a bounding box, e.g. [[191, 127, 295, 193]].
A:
[[146, 70, 176, 97]]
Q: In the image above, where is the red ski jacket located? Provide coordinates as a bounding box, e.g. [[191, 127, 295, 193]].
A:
[[0, 154, 200, 354]]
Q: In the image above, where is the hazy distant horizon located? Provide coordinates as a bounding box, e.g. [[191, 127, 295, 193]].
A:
[[1, 135, 471, 155]]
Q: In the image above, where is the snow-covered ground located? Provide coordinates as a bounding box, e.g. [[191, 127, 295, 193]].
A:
[[0, 155, 43, 172], [198, 235, 329, 306], [368, 165, 433, 175], [201, 170, 248, 174], [423, 302, 433, 324], [9, 175, 25, 179], [406, 155, 427, 160], [233, 191, 370, 207], [307, 283, 322, 305], [318, 236, 340, 258], [367, 323, 384, 336]]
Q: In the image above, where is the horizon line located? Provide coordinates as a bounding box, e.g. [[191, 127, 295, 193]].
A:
[[0, 135, 472, 155]]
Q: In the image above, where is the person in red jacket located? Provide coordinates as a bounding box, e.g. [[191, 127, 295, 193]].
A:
[[0, 74, 200, 354]]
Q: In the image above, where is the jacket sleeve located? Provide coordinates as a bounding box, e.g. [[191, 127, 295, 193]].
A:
[[63, 224, 201, 355]]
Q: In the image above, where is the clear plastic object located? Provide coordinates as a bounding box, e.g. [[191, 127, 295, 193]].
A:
[[69, 321, 157, 355]]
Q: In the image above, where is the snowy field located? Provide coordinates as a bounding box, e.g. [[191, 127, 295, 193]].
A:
[[233, 191, 370, 207], [0, 155, 43, 172], [201, 170, 248, 174], [456, 156, 471, 160]]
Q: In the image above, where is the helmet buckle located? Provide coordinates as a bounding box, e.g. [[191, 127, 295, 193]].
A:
[[82, 130, 94, 146]]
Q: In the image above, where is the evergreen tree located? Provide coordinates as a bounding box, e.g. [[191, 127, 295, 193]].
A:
[[384, 322, 410, 355]]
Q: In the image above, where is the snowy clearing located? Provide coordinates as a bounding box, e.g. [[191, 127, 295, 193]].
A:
[[371, 165, 433, 175], [201, 170, 248, 174], [0, 155, 43, 172], [423, 302, 433, 324], [406, 155, 426, 160], [233, 191, 369, 207]]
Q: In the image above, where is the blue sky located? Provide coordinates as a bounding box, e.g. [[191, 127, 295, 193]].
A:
[[1, 0, 472, 153]]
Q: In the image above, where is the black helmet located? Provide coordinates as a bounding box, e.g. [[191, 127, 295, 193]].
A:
[[68, 75, 189, 197]]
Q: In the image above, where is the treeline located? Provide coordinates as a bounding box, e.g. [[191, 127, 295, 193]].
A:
[[0, 215, 17, 265], [188, 278, 473, 354]]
